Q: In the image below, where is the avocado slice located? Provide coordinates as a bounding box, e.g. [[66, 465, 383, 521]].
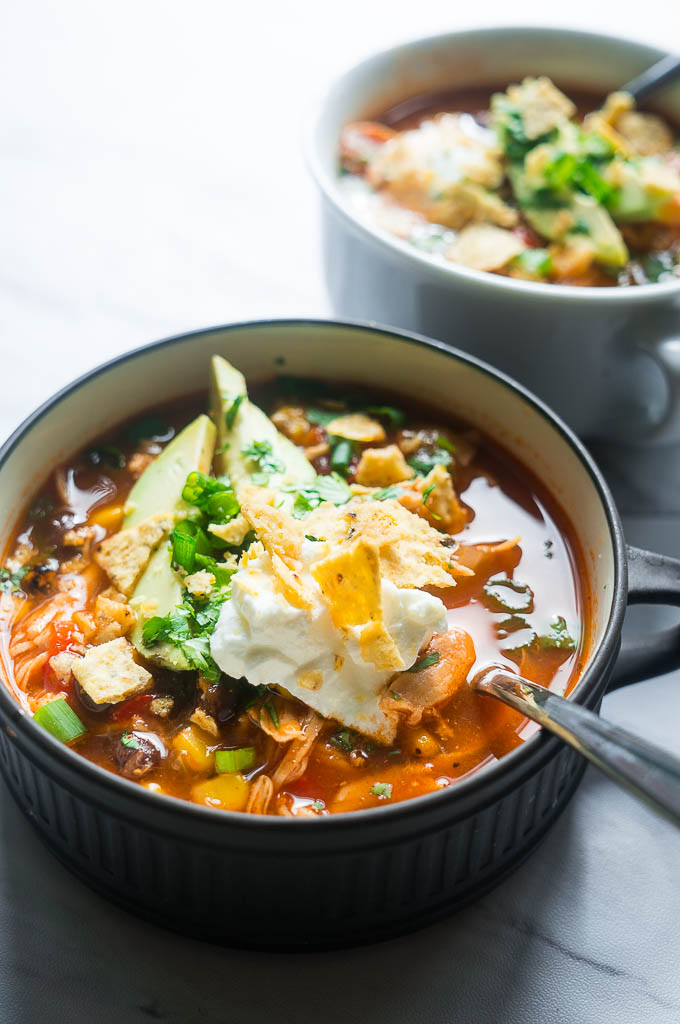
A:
[[209, 355, 315, 507], [127, 414, 216, 670]]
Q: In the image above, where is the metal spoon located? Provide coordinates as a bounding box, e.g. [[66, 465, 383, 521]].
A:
[[620, 53, 680, 104], [473, 665, 680, 828]]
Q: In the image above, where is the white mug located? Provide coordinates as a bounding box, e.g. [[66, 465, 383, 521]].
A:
[[307, 27, 680, 443]]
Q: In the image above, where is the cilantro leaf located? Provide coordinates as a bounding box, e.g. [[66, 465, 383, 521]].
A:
[[242, 440, 285, 479], [225, 394, 244, 430], [407, 651, 439, 673], [483, 576, 534, 614], [0, 566, 29, 595]]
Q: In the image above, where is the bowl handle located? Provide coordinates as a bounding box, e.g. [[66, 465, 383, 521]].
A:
[[609, 545, 680, 689]]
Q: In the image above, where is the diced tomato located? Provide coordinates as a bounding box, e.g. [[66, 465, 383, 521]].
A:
[[110, 694, 154, 721], [42, 620, 80, 691]]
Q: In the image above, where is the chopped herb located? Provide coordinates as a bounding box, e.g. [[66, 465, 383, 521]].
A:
[[225, 394, 244, 430], [265, 700, 280, 729], [141, 585, 232, 683], [483, 576, 534, 614], [373, 485, 402, 501], [86, 445, 126, 469], [306, 407, 338, 428], [390, 691, 402, 700], [495, 615, 531, 639], [387, 748, 402, 757], [216, 747, 256, 773], [330, 729, 356, 752], [408, 445, 452, 477], [28, 496, 54, 520], [0, 566, 29, 595], [242, 439, 285, 479], [364, 405, 405, 428], [422, 481, 441, 519], [408, 651, 440, 673], [329, 437, 356, 475], [537, 616, 576, 651], [311, 799, 325, 812], [181, 472, 239, 523], [513, 248, 553, 277], [304, 535, 324, 542], [33, 699, 86, 744], [121, 732, 139, 749], [126, 415, 170, 444], [640, 252, 675, 284], [370, 782, 392, 800]]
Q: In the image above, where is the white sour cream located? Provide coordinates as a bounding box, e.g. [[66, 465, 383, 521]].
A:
[[210, 541, 447, 743]]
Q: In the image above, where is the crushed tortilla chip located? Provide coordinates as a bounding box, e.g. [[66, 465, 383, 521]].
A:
[[397, 464, 468, 533], [306, 497, 469, 589], [311, 538, 403, 671], [240, 486, 304, 565], [325, 412, 386, 444]]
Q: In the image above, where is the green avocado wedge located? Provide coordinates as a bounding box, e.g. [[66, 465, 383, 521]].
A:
[[127, 414, 216, 670], [209, 355, 315, 507]]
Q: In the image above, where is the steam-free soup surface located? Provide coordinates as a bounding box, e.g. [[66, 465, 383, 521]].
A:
[[0, 380, 588, 815]]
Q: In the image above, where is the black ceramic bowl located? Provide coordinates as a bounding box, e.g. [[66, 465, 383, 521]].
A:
[[0, 320, 678, 950]]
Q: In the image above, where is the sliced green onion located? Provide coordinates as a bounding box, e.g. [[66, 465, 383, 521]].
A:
[[513, 249, 553, 277], [330, 439, 354, 474], [172, 530, 197, 572], [216, 747, 256, 773], [370, 782, 392, 800], [33, 699, 86, 744], [364, 405, 405, 428]]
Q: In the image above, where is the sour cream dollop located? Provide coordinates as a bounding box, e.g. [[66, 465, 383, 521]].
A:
[[210, 540, 447, 743]]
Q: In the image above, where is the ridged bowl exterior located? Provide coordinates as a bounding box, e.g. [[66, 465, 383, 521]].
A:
[[0, 319, 627, 950], [0, 667, 612, 950]]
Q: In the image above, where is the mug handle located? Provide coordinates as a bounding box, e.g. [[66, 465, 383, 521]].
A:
[[637, 331, 680, 445], [609, 545, 680, 689]]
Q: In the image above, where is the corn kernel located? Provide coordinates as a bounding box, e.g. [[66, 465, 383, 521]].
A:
[[90, 504, 124, 531], [171, 724, 215, 773], [191, 772, 250, 811]]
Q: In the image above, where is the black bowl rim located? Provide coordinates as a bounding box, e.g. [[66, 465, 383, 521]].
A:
[[0, 317, 627, 832]]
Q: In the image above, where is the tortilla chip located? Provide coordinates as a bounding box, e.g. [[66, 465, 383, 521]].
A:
[[240, 486, 303, 565], [311, 538, 403, 671]]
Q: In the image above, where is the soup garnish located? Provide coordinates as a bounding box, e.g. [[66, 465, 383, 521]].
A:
[[0, 357, 587, 815], [339, 77, 680, 286]]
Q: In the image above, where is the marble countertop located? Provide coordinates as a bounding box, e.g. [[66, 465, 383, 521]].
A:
[[1, 3, 679, 1021]]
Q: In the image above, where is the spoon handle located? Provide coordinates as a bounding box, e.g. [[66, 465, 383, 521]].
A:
[[620, 54, 680, 104], [474, 666, 680, 828]]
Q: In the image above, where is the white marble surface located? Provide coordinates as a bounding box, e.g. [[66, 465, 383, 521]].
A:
[[1, 3, 680, 1021]]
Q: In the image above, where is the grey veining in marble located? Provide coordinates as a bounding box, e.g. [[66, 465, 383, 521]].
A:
[[1, 3, 679, 1022]]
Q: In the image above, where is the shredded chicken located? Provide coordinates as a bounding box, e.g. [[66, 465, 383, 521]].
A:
[[271, 711, 323, 789], [246, 775, 274, 815]]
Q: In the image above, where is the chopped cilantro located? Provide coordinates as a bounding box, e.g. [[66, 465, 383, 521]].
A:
[[330, 729, 356, 752], [86, 445, 126, 469], [0, 566, 29, 595], [364, 405, 405, 428], [304, 534, 324, 542], [225, 394, 244, 430], [265, 700, 280, 729], [408, 445, 452, 477], [537, 616, 576, 651], [28, 496, 54, 520], [121, 732, 139, 749], [483, 576, 534, 614], [422, 481, 441, 519], [390, 690, 402, 700], [408, 651, 439, 673], [311, 799, 325, 812], [513, 248, 553, 278], [306, 407, 338, 428], [126, 415, 170, 444], [373, 485, 402, 501], [242, 440, 285, 479], [370, 782, 392, 800]]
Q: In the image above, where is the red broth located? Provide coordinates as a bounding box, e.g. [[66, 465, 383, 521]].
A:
[[0, 383, 590, 815]]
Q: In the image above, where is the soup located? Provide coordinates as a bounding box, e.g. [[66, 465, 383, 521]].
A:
[[338, 77, 680, 287], [0, 357, 589, 815]]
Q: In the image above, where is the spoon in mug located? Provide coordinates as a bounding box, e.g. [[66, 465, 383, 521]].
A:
[[620, 53, 680, 104], [473, 665, 680, 828]]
